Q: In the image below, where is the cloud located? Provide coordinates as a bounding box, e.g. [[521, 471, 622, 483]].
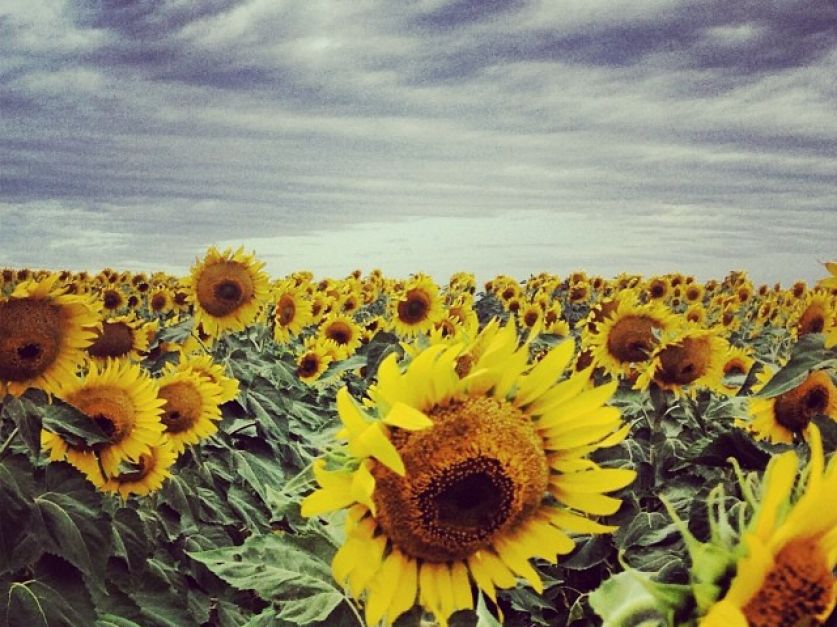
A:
[[1, 0, 835, 282]]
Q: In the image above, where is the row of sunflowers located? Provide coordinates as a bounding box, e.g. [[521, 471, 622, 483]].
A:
[[0, 248, 835, 626]]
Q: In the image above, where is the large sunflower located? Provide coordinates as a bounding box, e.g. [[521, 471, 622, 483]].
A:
[[389, 275, 445, 338], [295, 337, 334, 384], [157, 367, 224, 454], [185, 246, 270, 339], [42, 359, 165, 478], [0, 274, 100, 397], [635, 327, 729, 398], [586, 298, 680, 379], [742, 370, 836, 444], [700, 424, 836, 626], [302, 323, 635, 626]]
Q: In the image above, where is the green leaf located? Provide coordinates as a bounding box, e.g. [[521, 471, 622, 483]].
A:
[[475, 593, 503, 627], [276, 591, 345, 624], [589, 570, 689, 627], [40, 397, 111, 448], [1, 396, 42, 457], [33, 495, 97, 588], [3, 582, 49, 627], [188, 533, 342, 622], [756, 334, 835, 398], [95, 614, 144, 627], [129, 589, 197, 627], [694, 430, 772, 470]]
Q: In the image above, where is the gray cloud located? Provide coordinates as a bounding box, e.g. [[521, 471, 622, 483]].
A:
[[1, 0, 835, 282]]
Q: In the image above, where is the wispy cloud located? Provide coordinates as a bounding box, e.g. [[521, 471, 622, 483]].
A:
[[1, 1, 835, 281]]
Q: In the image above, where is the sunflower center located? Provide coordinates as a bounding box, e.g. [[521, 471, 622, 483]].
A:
[[326, 322, 352, 345], [159, 381, 203, 434], [655, 336, 712, 386], [297, 355, 320, 378], [742, 538, 833, 627], [372, 396, 549, 562], [724, 359, 746, 377], [797, 304, 825, 336], [606, 315, 659, 363], [117, 454, 154, 482], [650, 282, 666, 298], [277, 296, 296, 326], [150, 294, 167, 311], [196, 261, 254, 316], [87, 322, 135, 358], [68, 387, 137, 448], [103, 291, 122, 309], [0, 299, 62, 381], [523, 311, 539, 327], [773, 374, 832, 433], [397, 290, 431, 325]]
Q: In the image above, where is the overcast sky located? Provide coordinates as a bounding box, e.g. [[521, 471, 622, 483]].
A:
[[1, 0, 835, 285]]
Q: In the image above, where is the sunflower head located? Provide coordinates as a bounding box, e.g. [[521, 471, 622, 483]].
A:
[[0, 275, 100, 397], [743, 370, 836, 444], [86, 314, 149, 362], [390, 275, 444, 338], [636, 328, 729, 397], [302, 323, 634, 626], [186, 246, 270, 339], [320, 314, 363, 358], [157, 368, 224, 454], [295, 338, 333, 383]]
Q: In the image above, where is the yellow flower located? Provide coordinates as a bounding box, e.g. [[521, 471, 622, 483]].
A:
[[295, 338, 334, 384], [389, 275, 445, 338], [701, 424, 837, 626], [319, 314, 363, 359], [42, 359, 165, 478], [85, 313, 150, 362], [86, 436, 178, 499], [302, 323, 634, 626], [273, 280, 314, 344], [0, 274, 100, 397], [185, 246, 270, 339], [743, 370, 836, 444], [157, 367, 224, 454]]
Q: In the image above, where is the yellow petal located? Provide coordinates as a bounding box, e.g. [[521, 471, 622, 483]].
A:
[[749, 450, 797, 541], [376, 353, 410, 406], [351, 424, 405, 475], [337, 387, 368, 436], [387, 551, 418, 623], [550, 489, 623, 516], [515, 339, 575, 406], [550, 468, 637, 494], [700, 599, 749, 627], [365, 550, 403, 626], [450, 561, 473, 611], [546, 507, 619, 534], [419, 561, 441, 621], [300, 488, 354, 517], [528, 366, 592, 415], [350, 461, 377, 516], [518, 518, 575, 560], [538, 381, 619, 427], [539, 406, 622, 436], [493, 537, 543, 593], [383, 402, 434, 431], [433, 563, 456, 625], [466, 553, 497, 601]]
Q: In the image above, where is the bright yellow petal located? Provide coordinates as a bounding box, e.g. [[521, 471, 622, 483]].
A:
[[382, 402, 434, 431], [493, 537, 543, 593], [550, 468, 637, 494], [350, 424, 405, 475], [515, 339, 575, 406], [550, 490, 623, 516], [450, 560, 473, 612]]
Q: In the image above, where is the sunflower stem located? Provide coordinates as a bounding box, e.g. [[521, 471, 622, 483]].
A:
[[0, 427, 20, 458]]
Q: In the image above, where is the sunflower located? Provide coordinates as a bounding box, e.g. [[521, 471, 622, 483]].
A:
[[517, 303, 542, 331], [86, 314, 150, 362], [586, 298, 680, 379], [700, 424, 837, 627], [389, 275, 444, 338], [148, 286, 173, 314], [85, 436, 178, 499], [720, 345, 756, 392], [0, 274, 100, 397], [790, 290, 833, 337], [273, 281, 314, 344], [100, 287, 126, 313], [320, 314, 363, 359], [41, 359, 165, 478], [646, 277, 670, 301], [635, 327, 729, 398], [295, 338, 333, 384], [157, 368, 224, 454], [302, 324, 635, 626], [185, 246, 270, 339], [167, 352, 239, 404], [741, 370, 836, 444]]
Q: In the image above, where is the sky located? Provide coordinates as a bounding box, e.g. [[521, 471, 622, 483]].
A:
[[1, 0, 836, 286]]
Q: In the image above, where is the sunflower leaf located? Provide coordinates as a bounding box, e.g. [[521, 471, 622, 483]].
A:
[[40, 398, 111, 448]]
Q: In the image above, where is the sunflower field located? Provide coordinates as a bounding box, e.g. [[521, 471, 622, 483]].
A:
[[0, 250, 835, 627]]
